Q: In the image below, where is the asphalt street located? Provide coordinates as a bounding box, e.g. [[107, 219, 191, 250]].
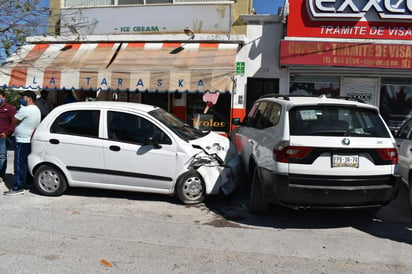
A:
[[1, 150, 412, 273]]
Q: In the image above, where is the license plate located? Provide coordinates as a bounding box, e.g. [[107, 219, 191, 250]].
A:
[[332, 154, 359, 168]]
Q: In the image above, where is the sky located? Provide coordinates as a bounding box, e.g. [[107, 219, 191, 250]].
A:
[[253, 0, 285, 15]]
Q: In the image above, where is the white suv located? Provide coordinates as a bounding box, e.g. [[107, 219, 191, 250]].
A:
[[231, 95, 401, 213]]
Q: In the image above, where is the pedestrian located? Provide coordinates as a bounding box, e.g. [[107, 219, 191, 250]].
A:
[[0, 90, 16, 183], [3, 90, 41, 195], [36, 89, 53, 120]]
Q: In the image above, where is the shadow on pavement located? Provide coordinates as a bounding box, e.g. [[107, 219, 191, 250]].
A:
[[203, 173, 412, 246], [5, 159, 411, 246]]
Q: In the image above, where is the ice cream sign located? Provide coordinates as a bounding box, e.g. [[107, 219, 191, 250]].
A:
[[287, 0, 412, 40]]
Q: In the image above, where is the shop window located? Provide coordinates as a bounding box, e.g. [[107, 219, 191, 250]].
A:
[[186, 92, 231, 132], [289, 75, 340, 97], [379, 81, 412, 134]]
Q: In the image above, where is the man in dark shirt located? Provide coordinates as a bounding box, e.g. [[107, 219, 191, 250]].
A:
[[0, 90, 16, 183]]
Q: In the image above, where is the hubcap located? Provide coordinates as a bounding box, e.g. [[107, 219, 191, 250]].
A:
[[182, 176, 203, 200], [39, 170, 60, 192]]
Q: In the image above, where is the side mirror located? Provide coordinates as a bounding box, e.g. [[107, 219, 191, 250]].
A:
[[146, 136, 162, 149]]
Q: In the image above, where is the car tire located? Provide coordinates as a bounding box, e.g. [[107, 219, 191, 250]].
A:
[[34, 165, 67, 196], [176, 170, 205, 204], [248, 167, 268, 214]]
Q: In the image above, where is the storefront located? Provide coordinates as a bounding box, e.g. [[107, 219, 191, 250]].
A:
[[0, 38, 242, 133], [280, 0, 412, 133], [0, 2, 251, 134]]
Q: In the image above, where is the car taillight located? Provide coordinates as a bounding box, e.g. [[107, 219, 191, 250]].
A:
[[273, 145, 313, 163], [377, 148, 398, 164]]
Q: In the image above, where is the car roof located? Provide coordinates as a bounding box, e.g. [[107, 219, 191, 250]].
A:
[[52, 101, 161, 113], [258, 94, 378, 111]]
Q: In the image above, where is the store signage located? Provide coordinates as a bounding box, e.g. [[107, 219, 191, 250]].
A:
[[236, 62, 245, 75], [309, 0, 412, 20], [192, 114, 226, 131], [60, 5, 231, 35], [280, 40, 412, 69], [287, 0, 412, 39]]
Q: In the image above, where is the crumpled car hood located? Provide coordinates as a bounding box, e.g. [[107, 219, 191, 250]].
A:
[[189, 131, 231, 160]]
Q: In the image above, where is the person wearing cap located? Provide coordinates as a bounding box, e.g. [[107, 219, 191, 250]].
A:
[[36, 89, 53, 120], [0, 90, 16, 184], [4, 90, 41, 195]]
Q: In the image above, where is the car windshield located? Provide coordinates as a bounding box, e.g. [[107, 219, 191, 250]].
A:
[[149, 108, 208, 141], [289, 105, 390, 137]]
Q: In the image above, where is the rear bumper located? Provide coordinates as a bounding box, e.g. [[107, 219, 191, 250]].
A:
[[259, 168, 401, 209]]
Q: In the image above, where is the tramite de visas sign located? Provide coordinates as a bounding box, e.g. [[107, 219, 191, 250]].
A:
[[287, 0, 412, 40]]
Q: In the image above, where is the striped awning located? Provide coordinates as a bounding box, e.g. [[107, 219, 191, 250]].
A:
[[0, 42, 239, 93]]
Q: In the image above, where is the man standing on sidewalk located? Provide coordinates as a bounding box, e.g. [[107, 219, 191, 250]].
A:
[[36, 89, 53, 120], [0, 90, 16, 183], [4, 91, 41, 195]]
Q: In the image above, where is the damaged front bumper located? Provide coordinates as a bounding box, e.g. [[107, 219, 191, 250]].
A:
[[195, 154, 241, 196]]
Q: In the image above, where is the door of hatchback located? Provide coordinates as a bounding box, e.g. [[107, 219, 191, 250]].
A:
[[102, 110, 177, 193]]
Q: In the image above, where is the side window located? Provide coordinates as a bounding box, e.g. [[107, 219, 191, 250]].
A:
[[242, 103, 258, 127], [398, 119, 412, 139], [107, 111, 172, 145], [267, 103, 282, 127], [243, 101, 269, 129], [50, 110, 100, 138], [256, 102, 273, 129]]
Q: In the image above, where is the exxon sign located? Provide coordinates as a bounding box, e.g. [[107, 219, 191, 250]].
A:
[[308, 0, 412, 20]]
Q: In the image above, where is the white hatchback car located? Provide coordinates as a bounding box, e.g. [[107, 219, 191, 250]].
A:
[[231, 95, 401, 213], [394, 117, 412, 210], [28, 101, 240, 204]]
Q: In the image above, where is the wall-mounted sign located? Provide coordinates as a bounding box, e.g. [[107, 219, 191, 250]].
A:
[[236, 62, 245, 75], [287, 0, 412, 40], [60, 5, 231, 36], [280, 40, 412, 69], [341, 77, 378, 105]]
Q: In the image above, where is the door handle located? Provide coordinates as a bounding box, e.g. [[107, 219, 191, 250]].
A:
[[49, 139, 59, 144], [109, 145, 121, 152]]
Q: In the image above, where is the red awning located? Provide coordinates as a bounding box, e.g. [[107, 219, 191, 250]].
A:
[[0, 42, 239, 93]]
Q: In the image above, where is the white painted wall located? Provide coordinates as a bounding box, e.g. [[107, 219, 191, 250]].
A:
[[233, 15, 288, 110]]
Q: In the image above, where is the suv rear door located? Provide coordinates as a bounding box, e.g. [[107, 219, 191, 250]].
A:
[[288, 105, 396, 176]]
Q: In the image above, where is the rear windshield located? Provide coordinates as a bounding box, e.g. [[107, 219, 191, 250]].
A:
[[289, 106, 390, 137]]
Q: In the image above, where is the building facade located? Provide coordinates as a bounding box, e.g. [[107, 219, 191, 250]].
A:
[[280, 0, 412, 133], [1, 0, 270, 133]]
